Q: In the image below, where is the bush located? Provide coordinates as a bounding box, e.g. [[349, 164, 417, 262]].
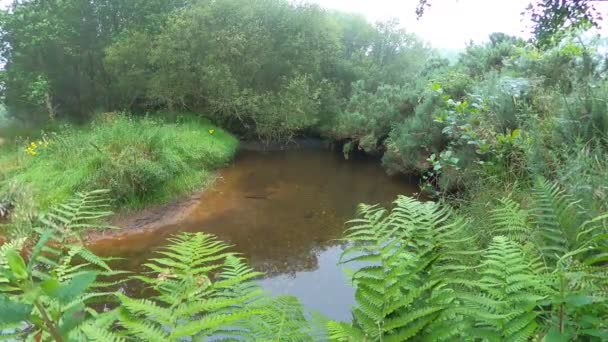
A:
[[325, 81, 410, 155], [382, 94, 446, 174]]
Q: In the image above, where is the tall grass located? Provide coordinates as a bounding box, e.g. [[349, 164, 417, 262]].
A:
[[1, 113, 238, 219]]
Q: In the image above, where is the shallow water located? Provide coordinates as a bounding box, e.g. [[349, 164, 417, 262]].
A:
[[89, 147, 418, 321]]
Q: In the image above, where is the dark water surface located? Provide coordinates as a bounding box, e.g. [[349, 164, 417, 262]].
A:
[[90, 147, 418, 321]]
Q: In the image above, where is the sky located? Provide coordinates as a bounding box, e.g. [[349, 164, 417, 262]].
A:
[[312, 0, 534, 49]]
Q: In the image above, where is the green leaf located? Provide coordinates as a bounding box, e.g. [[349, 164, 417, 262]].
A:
[[581, 329, 608, 340], [0, 295, 32, 325], [27, 229, 53, 272], [5, 249, 28, 280], [564, 294, 593, 307], [42, 271, 97, 304], [544, 327, 569, 342], [59, 302, 86, 336]]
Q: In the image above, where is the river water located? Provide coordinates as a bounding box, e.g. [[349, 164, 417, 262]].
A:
[[89, 147, 418, 321]]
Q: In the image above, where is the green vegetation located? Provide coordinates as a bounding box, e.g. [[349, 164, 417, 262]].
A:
[[1, 186, 606, 340], [0, 114, 237, 237], [329, 189, 607, 341], [1, 0, 608, 340], [1, 0, 430, 143], [1, 191, 315, 341]]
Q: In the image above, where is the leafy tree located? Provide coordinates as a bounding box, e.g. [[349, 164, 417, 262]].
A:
[[0, 0, 186, 121]]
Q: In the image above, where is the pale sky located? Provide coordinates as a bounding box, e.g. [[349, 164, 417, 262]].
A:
[[312, 0, 533, 49]]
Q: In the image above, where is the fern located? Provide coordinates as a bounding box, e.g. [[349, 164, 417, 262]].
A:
[[329, 196, 471, 341], [542, 213, 608, 340], [38, 189, 114, 242], [575, 212, 608, 267], [3, 188, 605, 341], [244, 296, 315, 342], [119, 232, 310, 341], [0, 190, 123, 340], [490, 198, 531, 243], [459, 236, 545, 341], [530, 177, 580, 265]]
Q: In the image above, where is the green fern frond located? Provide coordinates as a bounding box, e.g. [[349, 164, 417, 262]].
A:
[[117, 232, 301, 340], [38, 189, 114, 240], [117, 294, 174, 325], [574, 213, 608, 266], [490, 198, 531, 243], [331, 196, 470, 341], [169, 310, 261, 338], [117, 310, 168, 342], [530, 178, 579, 264], [327, 321, 366, 342], [213, 255, 264, 295], [243, 296, 314, 342], [463, 236, 543, 341], [79, 319, 126, 342]]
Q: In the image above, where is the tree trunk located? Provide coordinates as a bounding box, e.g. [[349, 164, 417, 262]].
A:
[[45, 90, 56, 121]]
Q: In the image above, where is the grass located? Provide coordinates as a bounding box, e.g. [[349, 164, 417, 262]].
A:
[[0, 113, 238, 225]]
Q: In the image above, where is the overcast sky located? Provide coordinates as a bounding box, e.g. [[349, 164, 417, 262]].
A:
[[312, 0, 533, 49]]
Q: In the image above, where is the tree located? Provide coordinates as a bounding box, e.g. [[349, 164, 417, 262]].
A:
[[0, 0, 186, 122]]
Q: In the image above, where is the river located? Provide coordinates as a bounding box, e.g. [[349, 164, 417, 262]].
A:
[[89, 146, 418, 321]]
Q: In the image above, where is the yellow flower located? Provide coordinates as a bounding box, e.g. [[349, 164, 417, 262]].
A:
[[208, 129, 215, 135]]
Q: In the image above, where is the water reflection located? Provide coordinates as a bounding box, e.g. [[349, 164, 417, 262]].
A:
[[258, 244, 356, 321], [90, 147, 418, 320]]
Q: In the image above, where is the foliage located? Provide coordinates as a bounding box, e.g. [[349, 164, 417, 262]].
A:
[[0, 0, 187, 121], [0, 113, 237, 237], [327, 81, 409, 155], [1, 1, 608, 340], [1, 187, 607, 340], [328, 196, 471, 341], [528, 0, 604, 46], [1, 192, 313, 341], [0, 190, 121, 341], [459, 33, 526, 77], [2, 0, 431, 142], [328, 189, 607, 341], [118, 232, 295, 341]]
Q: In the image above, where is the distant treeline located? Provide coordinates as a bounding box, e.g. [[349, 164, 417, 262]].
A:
[[0, 0, 430, 142]]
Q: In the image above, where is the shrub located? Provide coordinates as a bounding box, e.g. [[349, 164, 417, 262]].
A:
[[326, 81, 410, 155], [382, 94, 446, 174]]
